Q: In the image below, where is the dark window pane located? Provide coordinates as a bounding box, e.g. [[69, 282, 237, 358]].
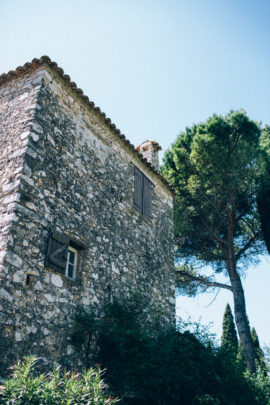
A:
[[143, 177, 153, 218], [68, 264, 74, 278], [134, 167, 143, 213], [69, 250, 75, 264]]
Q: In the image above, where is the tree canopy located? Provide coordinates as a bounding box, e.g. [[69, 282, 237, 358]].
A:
[[161, 110, 268, 372], [257, 125, 270, 253]]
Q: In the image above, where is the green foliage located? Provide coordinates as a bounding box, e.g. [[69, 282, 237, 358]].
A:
[[257, 125, 270, 253], [161, 110, 265, 269], [244, 368, 270, 404], [251, 327, 268, 374], [263, 344, 270, 371], [0, 356, 118, 405], [72, 299, 270, 405], [221, 304, 238, 356], [71, 310, 98, 367], [238, 328, 268, 377], [161, 110, 267, 372]]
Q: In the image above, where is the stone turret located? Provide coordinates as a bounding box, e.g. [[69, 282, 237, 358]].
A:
[[136, 140, 162, 171]]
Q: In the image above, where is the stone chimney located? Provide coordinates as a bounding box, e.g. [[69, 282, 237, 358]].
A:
[[136, 140, 162, 171]]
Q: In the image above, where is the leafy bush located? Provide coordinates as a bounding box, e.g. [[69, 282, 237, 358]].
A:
[[72, 298, 270, 405], [0, 356, 118, 405]]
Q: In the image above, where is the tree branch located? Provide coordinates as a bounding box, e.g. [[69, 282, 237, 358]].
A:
[[235, 196, 255, 223], [198, 187, 224, 224], [176, 270, 233, 292], [199, 215, 229, 247], [235, 232, 261, 262]]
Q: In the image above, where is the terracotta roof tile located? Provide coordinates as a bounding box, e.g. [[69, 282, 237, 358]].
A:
[[0, 56, 174, 195]]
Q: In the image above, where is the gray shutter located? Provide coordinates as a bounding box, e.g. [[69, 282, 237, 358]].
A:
[[45, 230, 69, 274], [143, 177, 153, 219], [134, 167, 143, 213]]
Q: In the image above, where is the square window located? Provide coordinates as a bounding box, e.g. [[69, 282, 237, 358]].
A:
[[45, 230, 85, 280]]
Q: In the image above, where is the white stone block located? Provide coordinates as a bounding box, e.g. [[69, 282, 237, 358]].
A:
[[21, 174, 34, 186], [47, 134, 56, 146], [34, 281, 42, 290], [112, 263, 120, 275], [10, 148, 26, 159], [44, 293, 54, 302], [3, 194, 19, 204], [25, 202, 37, 211], [82, 297, 90, 306], [2, 180, 20, 193], [20, 131, 31, 140], [30, 132, 39, 142], [13, 271, 24, 283], [25, 147, 37, 158], [18, 93, 29, 101], [67, 345, 74, 355], [0, 252, 6, 264], [51, 274, 63, 288], [6, 251, 22, 268], [31, 123, 43, 134], [23, 163, 32, 176], [15, 332, 22, 342], [0, 288, 12, 302], [26, 325, 37, 334], [168, 297, 175, 305]]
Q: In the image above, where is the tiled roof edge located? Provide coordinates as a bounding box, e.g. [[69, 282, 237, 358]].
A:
[[0, 56, 174, 195]]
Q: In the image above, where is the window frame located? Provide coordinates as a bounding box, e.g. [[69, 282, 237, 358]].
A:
[[65, 246, 78, 280], [45, 229, 86, 281]]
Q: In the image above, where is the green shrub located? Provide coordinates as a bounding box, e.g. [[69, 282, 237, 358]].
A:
[[72, 298, 270, 405], [0, 356, 118, 405]]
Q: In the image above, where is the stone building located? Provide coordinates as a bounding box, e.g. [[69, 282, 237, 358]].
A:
[[0, 56, 174, 374]]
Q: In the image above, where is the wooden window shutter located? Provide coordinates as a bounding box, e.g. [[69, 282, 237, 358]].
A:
[[134, 167, 143, 213], [45, 230, 69, 274], [143, 177, 153, 218]]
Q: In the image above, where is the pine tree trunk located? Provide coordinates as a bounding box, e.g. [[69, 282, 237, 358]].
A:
[[225, 212, 257, 373], [228, 270, 257, 373]]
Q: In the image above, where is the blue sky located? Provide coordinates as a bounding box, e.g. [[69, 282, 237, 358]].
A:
[[1, 0, 270, 344]]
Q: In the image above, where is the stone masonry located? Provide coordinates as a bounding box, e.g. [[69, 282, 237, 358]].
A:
[[0, 57, 174, 375], [137, 140, 162, 171]]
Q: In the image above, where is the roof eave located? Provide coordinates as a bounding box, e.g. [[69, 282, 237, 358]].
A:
[[0, 56, 175, 196]]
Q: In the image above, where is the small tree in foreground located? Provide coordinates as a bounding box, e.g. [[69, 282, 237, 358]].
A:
[[71, 300, 270, 405], [0, 356, 118, 405], [221, 303, 238, 356], [161, 111, 268, 372], [251, 327, 268, 374]]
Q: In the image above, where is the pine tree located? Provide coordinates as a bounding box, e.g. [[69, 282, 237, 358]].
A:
[[251, 327, 267, 374], [221, 303, 238, 355], [162, 111, 266, 372]]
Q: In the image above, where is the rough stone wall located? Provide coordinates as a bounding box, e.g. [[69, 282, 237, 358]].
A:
[[0, 71, 45, 370], [0, 67, 174, 375]]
